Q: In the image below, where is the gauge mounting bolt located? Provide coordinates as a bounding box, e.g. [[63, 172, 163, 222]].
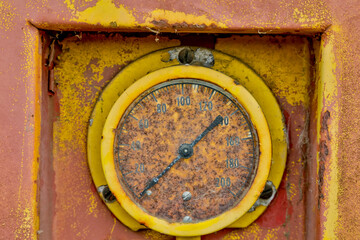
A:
[[97, 185, 116, 203], [183, 216, 192, 223], [182, 191, 192, 201]]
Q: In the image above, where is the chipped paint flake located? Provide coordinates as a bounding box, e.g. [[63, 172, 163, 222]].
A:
[[53, 34, 179, 238], [74, 0, 137, 27], [318, 27, 339, 240], [65, 0, 227, 29], [215, 35, 311, 106], [144, 9, 227, 28], [54, 35, 178, 148]]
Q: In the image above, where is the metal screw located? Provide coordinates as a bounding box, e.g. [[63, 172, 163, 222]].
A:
[[248, 181, 276, 212], [97, 185, 116, 203], [182, 191, 192, 201], [183, 216, 192, 223], [178, 48, 194, 64]]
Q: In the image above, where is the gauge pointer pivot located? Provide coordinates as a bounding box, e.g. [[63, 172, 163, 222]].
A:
[[139, 115, 223, 197]]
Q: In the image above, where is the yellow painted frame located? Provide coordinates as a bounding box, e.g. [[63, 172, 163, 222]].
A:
[[101, 66, 272, 236], [87, 47, 287, 232]]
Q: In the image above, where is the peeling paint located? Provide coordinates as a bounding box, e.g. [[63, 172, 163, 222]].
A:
[[2, 0, 360, 239], [74, 0, 137, 27], [54, 35, 178, 148], [52, 34, 179, 239], [65, 0, 227, 29], [215, 35, 311, 106], [317, 27, 339, 240], [49, 33, 310, 238], [144, 9, 227, 29]]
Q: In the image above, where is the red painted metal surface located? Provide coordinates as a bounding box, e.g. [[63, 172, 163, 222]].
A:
[[36, 33, 309, 239], [1, 0, 360, 239]]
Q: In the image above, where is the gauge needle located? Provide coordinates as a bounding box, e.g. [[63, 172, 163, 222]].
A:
[[139, 115, 223, 197], [190, 115, 224, 147]]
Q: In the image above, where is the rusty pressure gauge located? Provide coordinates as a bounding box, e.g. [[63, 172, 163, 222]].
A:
[[88, 47, 287, 238], [114, 79, 260, 220], [101, 66, 271, 236]]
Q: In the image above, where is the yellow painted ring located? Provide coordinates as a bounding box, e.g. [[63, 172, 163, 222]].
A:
[[101, 65, 272, 236]]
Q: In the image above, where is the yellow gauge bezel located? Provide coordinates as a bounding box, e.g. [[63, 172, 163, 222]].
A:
[[101, 65, 272, 236]]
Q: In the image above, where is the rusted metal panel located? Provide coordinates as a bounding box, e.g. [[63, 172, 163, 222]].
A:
[[0, 22, 41, 239], [29, 0, 331, 33], [1, 0, 360, 239], [49, 34, 180, 240], [213, 36, 311, 239], [42, 33, 309, 239]]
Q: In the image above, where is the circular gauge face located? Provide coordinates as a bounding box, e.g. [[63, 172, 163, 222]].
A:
[[113, 79, 259, 223]]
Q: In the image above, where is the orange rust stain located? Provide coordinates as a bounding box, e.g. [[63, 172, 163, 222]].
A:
[[114, 82, 258, 222], [59, 0, 331, 32]]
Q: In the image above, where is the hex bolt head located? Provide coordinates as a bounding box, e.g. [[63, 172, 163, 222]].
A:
[[178, 48, 194, 64], [97, 185, 116, 203]]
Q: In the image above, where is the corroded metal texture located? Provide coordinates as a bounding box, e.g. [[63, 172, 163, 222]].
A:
[[114, 81, 258, 222], [49, 34, 308, 239], [29, 0, 331, 33], [1, 0, 360, 239]]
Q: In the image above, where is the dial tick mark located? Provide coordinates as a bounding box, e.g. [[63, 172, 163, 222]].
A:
[[151, 92, 158, 102]]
